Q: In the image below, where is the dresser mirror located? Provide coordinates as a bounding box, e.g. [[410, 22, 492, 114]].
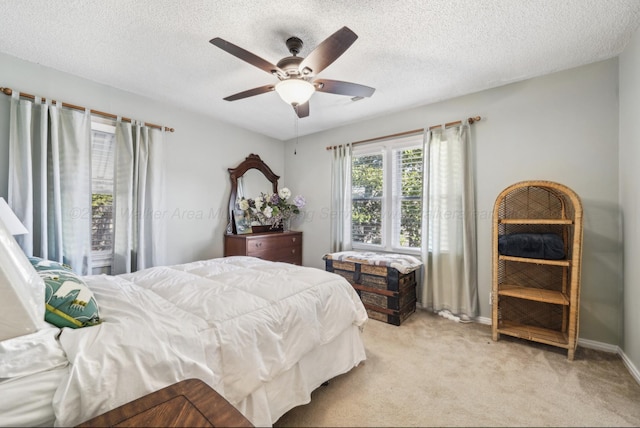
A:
[[237, 169, 271, 201], [227, 154, 279, 234]]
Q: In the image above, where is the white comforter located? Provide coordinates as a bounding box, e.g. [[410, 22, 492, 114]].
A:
[[52, 256, 367, 426]]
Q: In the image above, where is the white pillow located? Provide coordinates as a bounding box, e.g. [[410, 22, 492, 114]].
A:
[[0, 218, 47, 341]]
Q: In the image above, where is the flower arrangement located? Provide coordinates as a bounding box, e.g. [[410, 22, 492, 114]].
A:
[[238, 187, 306, 229]]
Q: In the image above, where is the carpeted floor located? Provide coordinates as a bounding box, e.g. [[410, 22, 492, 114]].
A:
[[275, 310, 640, 427]]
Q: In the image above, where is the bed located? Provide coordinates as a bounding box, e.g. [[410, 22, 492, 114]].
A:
[[0, 222, 368, 427]]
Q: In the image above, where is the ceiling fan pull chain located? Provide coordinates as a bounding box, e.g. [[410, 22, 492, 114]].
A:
[[294, 113, 299, 155]]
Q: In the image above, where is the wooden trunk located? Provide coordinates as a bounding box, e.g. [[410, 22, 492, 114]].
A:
[[325, 259, 417, 326]]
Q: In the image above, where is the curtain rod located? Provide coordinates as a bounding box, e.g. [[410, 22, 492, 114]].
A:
[[0, 87, 175, 133], [325, 116, 481, 151]]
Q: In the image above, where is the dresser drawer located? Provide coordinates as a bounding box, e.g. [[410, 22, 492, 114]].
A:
[[275, 254, 302, 265], [252, 243, 301, 262], [247, 234, 301, 254], [224, 231, 303, 265], [249, 235, 301, 263]]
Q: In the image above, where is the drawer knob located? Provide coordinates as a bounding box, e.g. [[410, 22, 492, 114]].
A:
[[292, 237, 296, 242], [256, 242, 262, 248], [291, 249, 296, 254]]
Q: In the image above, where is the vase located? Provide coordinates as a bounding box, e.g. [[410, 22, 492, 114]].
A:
[[282, 218, 291, 232]]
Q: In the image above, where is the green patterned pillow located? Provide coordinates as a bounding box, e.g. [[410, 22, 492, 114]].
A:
[[29, 257, 101, 329], [28, 257, 72, 273]]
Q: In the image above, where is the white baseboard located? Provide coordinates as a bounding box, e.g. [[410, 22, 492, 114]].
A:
[[578, 337, 619, 353], [575, 339, 640, 386], [619, 349, 640, 386], [474, 316, 491, 325]]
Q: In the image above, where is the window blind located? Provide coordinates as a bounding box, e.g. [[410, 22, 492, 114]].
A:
[[91, 123, 115, 262]]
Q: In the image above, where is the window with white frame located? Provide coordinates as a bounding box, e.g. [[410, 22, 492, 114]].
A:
[[351, 134, 423, 253], [91, 120, 116, 271]]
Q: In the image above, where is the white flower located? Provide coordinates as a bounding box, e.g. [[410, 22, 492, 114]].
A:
[[263, 206, 273, 218], [238, 199, 249, 211], [279, 187, 291, 200], [254, 196, 263, 210]]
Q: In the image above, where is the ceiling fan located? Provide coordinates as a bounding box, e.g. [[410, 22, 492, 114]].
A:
[[210, 26, 375, 118]]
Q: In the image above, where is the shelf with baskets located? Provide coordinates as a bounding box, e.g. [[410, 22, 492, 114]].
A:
[[492, 181, 583, 360]]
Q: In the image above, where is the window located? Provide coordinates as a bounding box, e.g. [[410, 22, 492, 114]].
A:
[[351, 152, 383, 245], [91, 120, 116, 271], [351, 134, 423, 253]]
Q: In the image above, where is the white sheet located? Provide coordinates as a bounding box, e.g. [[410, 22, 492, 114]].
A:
[[0, 366, 69, 427], [0, 327, 69, 427], [0, 327, 66, 379], [52, 256, 367, 427]]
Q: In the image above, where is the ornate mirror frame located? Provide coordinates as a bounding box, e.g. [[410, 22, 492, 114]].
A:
[[227, 154, 280, 234]]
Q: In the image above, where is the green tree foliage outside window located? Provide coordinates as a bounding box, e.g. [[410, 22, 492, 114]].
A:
[[351, 146, 423, 250], [92, 193, 113, 251], [352, 154, 383, 244]]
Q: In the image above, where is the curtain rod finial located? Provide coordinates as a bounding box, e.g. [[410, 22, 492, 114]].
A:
[[0, 87, 13, 96]]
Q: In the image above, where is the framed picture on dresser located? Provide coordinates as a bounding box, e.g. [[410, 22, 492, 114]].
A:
[[233, 209, 252, 235]]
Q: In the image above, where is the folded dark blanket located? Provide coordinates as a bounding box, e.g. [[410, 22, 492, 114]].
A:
[[498, 233, 565, 260]]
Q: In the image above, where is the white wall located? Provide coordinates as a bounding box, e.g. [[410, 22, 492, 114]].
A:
[[619, 28, 640, 373], [285, 59, 622, 345], [0, 52, 285, 265]]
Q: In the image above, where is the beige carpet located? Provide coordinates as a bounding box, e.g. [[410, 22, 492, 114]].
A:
[[275, 310, 640, 427]]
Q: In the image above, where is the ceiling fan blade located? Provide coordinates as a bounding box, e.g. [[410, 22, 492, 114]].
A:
[[298, 27, 358, 76], [210, 37, 286, 77], [294, 102, 309, 118], [223, 84, 275, 101], [314, 79, 375, 98]]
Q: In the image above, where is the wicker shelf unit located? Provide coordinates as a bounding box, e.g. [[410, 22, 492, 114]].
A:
[[492, 181, 583, 360]]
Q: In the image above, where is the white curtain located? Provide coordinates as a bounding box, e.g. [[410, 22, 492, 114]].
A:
[[112, 120, 165, 274], [8, 94, 92, 274], [329, 144, 352, 252], [420, 121, 478, 318]]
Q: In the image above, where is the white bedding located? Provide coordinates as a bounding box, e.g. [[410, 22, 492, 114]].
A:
[[0, 366, 69, 427], [51, 256, 368, 426], [0, 327, 69, 427]]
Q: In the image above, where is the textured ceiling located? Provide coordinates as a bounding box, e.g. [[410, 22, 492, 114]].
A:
[[0, 0, 639, 140]]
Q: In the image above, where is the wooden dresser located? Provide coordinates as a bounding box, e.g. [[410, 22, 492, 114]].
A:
[[224, 231, 302, 265]]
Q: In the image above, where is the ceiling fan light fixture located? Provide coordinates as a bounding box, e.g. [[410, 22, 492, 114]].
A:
[[212, 27, 375, 117], [275, 79, 315, 106]]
